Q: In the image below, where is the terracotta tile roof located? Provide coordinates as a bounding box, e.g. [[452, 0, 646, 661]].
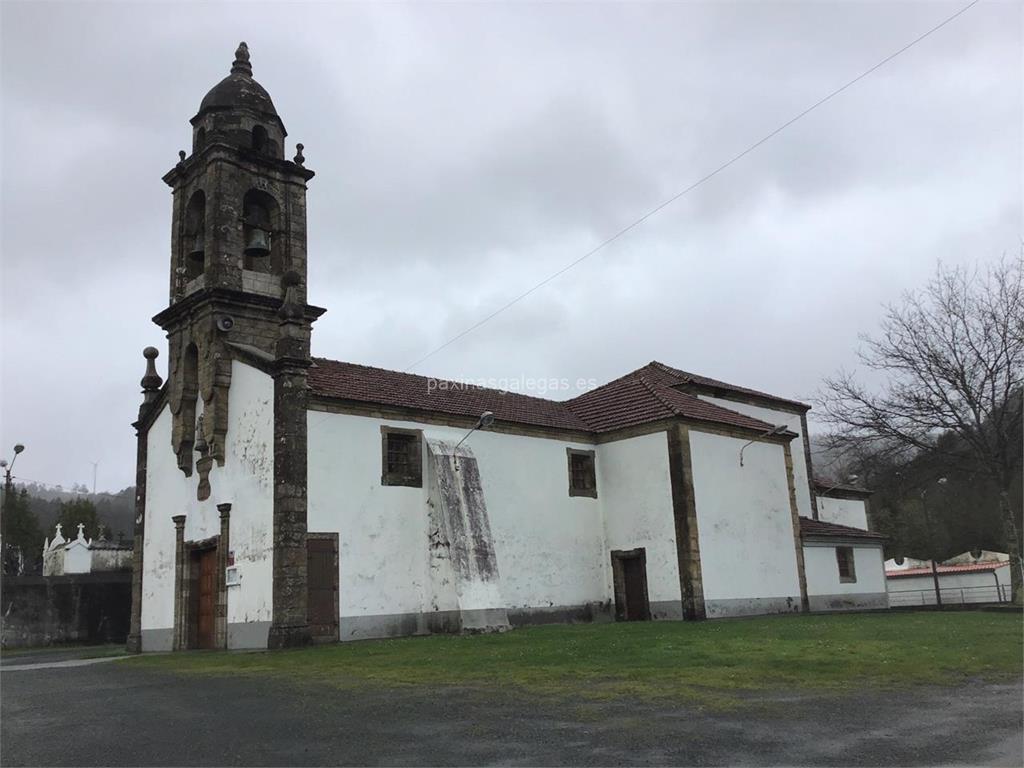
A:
[[886, 561, 1010, 578], [563, 366, 781, 434], [308, 358, 797, 437], [649, 360, 810, 411], [799, 517, 887, 541], [308, 358, 591, 432]]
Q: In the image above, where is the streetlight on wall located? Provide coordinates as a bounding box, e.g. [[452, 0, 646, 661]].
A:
[[738, 425, 788, 467], [453, 411, 495, 470], [818, 474, 860, 497]]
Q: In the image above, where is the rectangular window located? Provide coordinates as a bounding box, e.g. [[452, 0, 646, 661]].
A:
[[381, 427, 422, 487], [836, 546, 856, 583], [567, 448, 597, 498]]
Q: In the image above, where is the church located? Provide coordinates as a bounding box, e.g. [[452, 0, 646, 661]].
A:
[[127, 44, 887, 653]]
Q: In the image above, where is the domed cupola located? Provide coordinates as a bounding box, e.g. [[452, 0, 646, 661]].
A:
[[190, 42, 286, 160]]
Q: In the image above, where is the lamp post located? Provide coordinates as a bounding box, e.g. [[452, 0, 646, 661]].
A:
[[0, 444, 26, 573], [0, 443, 26, 538], [921, 477, 948, 607]]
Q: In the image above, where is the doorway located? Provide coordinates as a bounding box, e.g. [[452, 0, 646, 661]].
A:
[[611, 548, 650, 622], [189, 546, 217, 649], [307, 533, 339, 643]]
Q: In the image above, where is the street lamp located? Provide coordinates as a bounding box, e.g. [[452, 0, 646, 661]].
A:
[[453, 411, 495, 470], [921, 477, 948, 607], [738, 425, 788, 467], [818, 474, 860, 496], [1, 443, 26, 549]]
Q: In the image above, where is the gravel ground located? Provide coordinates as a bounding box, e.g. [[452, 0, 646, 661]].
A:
[[1, 653, 1021, 766]]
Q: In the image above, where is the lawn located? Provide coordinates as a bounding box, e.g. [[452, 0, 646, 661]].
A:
[[126, 612, 1022, 704], [1, 643, 127, 660]]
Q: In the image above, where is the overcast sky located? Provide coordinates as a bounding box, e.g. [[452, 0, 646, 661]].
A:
[[1, 1, 1019, 493]]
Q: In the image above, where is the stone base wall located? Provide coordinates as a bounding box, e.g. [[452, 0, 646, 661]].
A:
[[808, 592, 889, 612], [1, 572, 131, 648], [704, 595, 804, 619]]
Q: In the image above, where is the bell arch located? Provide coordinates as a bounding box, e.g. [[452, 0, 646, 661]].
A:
[[183, 191, 206, 280], [242, 188, 281, 273]]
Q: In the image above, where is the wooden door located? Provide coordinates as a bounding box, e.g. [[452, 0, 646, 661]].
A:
[[622, 556, 649, 621], [196, 548, 217, 649], [307, 535, 339, 642], [612, 549, 650, 622]]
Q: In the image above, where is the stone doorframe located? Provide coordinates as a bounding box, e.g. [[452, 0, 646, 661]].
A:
[[171, 504, 230, 650]]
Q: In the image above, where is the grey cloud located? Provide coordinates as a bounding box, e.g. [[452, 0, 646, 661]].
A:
[[1, 0, 1019, 490]]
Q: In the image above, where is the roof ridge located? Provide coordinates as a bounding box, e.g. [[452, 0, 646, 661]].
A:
[[636, 373, 682, 417], [565, 361, 676, 406]]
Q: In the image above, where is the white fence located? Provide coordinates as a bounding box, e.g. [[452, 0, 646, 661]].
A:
[[887, 584, 1009, 606]]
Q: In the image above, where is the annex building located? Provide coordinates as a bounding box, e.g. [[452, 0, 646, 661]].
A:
[[128, 44, 886, 652]]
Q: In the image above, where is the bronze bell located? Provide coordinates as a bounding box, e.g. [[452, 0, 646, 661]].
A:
[[188, 231, 205, 260], [244, 227, 271, 258]]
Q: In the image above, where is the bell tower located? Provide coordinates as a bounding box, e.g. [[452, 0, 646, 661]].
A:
[[154, 42, 323, 648]]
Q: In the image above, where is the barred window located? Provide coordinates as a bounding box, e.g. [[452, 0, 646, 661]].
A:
[[381, 428, 422, 487], [567, 448, 597, 498], [836, 546, 856, 583]]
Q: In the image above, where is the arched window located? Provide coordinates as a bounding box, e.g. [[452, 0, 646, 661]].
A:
[[242, 189, 279, 272], [252, 125, 268, 154], [184, 191, 206, 280], [194, 126, 207, 152]]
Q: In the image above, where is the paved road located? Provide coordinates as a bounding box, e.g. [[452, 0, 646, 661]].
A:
[[2, 654, 1021, 766]]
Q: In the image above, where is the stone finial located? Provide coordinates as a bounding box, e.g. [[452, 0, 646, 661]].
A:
[[293, 143, 305, 166], [231, 42, 252, 76], [141, 347, 163, 403], [178, 150, 186, 164]]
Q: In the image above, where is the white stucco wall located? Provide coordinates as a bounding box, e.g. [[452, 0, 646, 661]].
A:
[[142, 404, 185, 644], [700, 396, 815, 521], [63, 541, 92, 574], [688, 429, 802, 616], [816, 496, 869, 529], [597, 431, 680, 617], [222, 361, 275, 632], [804, 543, 886, 596], [307, 411, 611, 637], [141, 360, 275, 650]]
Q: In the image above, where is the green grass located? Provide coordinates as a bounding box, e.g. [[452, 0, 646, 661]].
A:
[[125, 613, 1022, 705], [1, 644, 127, 659]]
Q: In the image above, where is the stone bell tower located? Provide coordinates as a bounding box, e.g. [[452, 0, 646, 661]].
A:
[[154, 42, 323, 648]]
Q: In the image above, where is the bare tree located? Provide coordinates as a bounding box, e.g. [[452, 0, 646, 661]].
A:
[[817, 255, 1023, 603]]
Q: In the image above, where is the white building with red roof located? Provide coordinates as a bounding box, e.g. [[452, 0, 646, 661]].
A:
[[885, 552, 1012, 606], [129, 45, 889, 653]]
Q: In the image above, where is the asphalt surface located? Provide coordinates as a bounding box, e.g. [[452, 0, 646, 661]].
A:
[[1, 651, 1021, 766]]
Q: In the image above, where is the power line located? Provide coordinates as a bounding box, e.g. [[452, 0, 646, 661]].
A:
[[405, 0, 981, 372]]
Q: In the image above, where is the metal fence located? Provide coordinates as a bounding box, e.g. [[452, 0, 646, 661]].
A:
[[887, 583, 1009, 607]]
